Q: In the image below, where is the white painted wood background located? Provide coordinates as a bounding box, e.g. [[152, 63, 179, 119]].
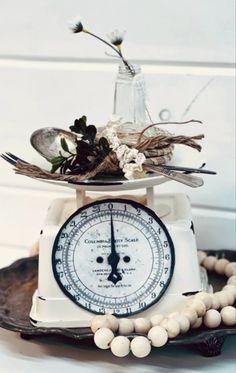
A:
[[0, 0, 235, 265]]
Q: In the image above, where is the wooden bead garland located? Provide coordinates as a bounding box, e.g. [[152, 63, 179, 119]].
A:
[[94, 327, 114, 349], [110, 336, 130, 357], [220, 306, 236, 326], [92, 251, 236, 358], [130, 336, 151, 358]]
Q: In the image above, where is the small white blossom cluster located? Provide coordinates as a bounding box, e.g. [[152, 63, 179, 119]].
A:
[[107, 29, 126, 46], [69, 16, 83, 33], [101, 120, 146, 179]]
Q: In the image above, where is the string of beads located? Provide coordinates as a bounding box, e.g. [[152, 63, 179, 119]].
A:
[[91, 251, 236, 358]]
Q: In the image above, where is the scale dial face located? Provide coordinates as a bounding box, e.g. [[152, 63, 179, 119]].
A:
[[52, 199, 175, 316]]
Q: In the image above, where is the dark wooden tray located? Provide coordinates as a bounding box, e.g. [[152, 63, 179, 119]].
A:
[[0, 250, 235, 357]]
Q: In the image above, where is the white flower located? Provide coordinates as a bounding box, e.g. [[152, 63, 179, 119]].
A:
[[116, 145, 129, 161], [107, 29, 126, 46], [99, 119, 146, 180], [124, 148, 139, 163], [110, 139, 121, 151], [100, 120, 123, 150], [123, 163, 145, 180], [135, 152, 146, 167], [69, 16, 83, 33]]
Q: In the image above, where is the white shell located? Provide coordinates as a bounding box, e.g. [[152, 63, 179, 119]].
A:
[[204, 310, 221, 328], [220, 306, 236, 326], [147, 326, 168, 347], [214, 258, 230, 275], [110, 336, 130, 357], [130, 336, 151, 358], [94, 327, 114, 349], [118, 318, 134, 335], [134, 318, 151, 334]]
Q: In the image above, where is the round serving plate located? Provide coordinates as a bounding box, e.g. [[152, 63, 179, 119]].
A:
[[0, 250, 235, 357], [37, 173, 168, 192], [31, 144, 204, 192]]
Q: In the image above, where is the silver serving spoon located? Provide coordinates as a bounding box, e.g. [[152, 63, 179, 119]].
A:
[[30, 127, 204, 188], [30, 127, 77, 161]]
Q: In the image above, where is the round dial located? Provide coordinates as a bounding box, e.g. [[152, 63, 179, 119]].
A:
[[52, 199, 175, 316]]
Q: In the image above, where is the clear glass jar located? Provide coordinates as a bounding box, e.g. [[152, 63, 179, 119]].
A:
[[113, 64, 147, 132]]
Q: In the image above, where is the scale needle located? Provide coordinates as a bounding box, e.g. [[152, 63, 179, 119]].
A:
[[107, 214, 122, 285]]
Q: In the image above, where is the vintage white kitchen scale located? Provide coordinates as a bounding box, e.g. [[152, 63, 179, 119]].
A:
[[29, 172, 205, 328]]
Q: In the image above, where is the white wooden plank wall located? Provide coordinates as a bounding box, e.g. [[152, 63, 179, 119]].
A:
[[0, 0, 235, 264]]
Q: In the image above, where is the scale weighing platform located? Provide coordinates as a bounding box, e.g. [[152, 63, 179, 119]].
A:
[[30, 175, 203, 328]]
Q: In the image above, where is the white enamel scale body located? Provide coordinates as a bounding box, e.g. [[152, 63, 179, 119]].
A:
[[30, 191, 203, 328]]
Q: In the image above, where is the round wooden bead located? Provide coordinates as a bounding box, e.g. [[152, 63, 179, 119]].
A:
[[169, 313, 190, 334], [192, 317, 203, 329], [194, 292, 212, 310], [110, 336, 130, 357], [220, 306, 236, 326], [223, 285, 236, 300], [106, 314, 119, 332], [186, 299, 206, 317], [224, 262, 236, 277], [209, 293, 220, 310], [197, 250, 207, 264], [91, 315, 110, 333], [150, 314, 164, 326], [130, 336, 151, 358], [168, 311, 179, 318], [134, 318, 151, 334], [214, 291, 230, 308], [162, 318, 180, 338], [204, 310, 221, 328], [228, 275, 236, 286], [118, 318, 134, 335], [160, 318, 168, 328], [202, 256, 217, 271], [147, 325, 168, 347], [224, 290, 235, 306], [94, 327, 114, 349], [181, 309, 198, 326], [214, 258, 230, 275]]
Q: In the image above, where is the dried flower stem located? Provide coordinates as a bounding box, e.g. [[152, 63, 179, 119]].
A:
[[83, 30, 134, 75]]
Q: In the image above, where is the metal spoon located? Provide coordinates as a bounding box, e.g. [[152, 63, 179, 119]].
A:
[[30, 127, 77, 161]]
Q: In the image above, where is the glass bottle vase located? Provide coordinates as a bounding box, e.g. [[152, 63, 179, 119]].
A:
[[113, 64, 147, 132]]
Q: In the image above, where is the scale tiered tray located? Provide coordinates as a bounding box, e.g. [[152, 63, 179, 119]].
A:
[[0, 250, 235, 357]]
